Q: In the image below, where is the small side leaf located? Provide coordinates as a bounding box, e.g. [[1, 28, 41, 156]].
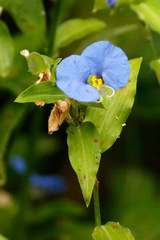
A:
[[131, 0, 160, 33], [25, 52, 49, 76], [0, 20, 14, 78], [92, 222, 135, 240], [85, 58, 142, 153], [54, 18, 106, 49], [150, 58, 160, 84], [15, 81, 67, 104], [23, 52, 61, 81], [67, 122, 101, 207]]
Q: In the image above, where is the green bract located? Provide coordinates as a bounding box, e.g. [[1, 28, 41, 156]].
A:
[[92, 222, 135, 240], [21, 51, 61, 82]]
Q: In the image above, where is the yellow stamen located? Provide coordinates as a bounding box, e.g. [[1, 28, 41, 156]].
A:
[[91, 76, 103, 88]]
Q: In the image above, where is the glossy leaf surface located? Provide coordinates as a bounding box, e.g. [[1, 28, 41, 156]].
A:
[[67, 122, 101, 207], [15, 81, 67, 104], [85, 58, 142, 153]]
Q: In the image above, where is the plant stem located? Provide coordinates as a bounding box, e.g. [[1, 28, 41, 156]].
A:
[[93, 179, 101, 227], [48, 0, 62, 56]]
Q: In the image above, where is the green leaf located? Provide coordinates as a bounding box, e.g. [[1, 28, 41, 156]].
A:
[[92, 222, 135, 240], [93, 0, 143, 11], [15, 81, 67, 104], [41, 55, 61, 69], [26, 200, 85, 224], [23, 52, 61, 81], [0, 0, 46, 51], [0, 234, 8, 240], [110, 168, 160, 239], [26, 52, 48, 76], [150, 58, 160, 84], [85, 58, 142, 153], [54, 18, 106, 49], [93, 0, 107, 11], [0, 20, 14, 78], [1, 0, 46, 35], [41, 56, 62, 81], [67, 122, 101, 207], [131, 0, 160, 33], [0, 104, 26, 186]]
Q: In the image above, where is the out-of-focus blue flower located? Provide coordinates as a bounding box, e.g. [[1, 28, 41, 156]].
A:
[[29, 173, 67, 194], [106, 0, 117, 7], [10, 156, 27, 175], [10, 156, 67, 194], [56, 41, 130, 103]]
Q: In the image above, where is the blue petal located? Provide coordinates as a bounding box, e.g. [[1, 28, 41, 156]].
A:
[[30, 173, 67, 194], [81, 41, 130, 90], [106, 0, 117, 7], [10, 156, 27, 175], [56, 55, 100, 102]]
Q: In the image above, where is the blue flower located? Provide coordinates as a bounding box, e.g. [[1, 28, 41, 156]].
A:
[[106, 0, 117, 7], [10, 156, 27, 175], [56, 41, 130, 103], [30, 173, 67, 194]]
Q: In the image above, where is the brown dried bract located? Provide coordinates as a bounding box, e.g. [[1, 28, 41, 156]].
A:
[[35, 100, 45, 107], [34, 69, 51, 106], [48, 98, 70, 134], [36, 69, 51, 84]]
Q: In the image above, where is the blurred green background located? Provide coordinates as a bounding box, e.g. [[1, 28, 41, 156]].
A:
[[0, 0, 160, 239]]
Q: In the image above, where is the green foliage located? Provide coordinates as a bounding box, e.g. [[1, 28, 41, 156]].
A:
[[15, 82, 66, 104], [94, 0, 160, 35], [131, 0, 160, 33], [0, 0, 159, 239], [54, 18, 106, 49], [0, 0, 46, 35], [92, 222, 135, 240], [150, 58, 160, 84], [0, 20, 14, 78], [0, 234, 8, 240], [22, 51, 61, 81], [109, 169, 160, 239], [0, 104, 26, 185], [85, 58, 142, 153], [25, 52, 49, 77], [93, 0, 143, 11], [67, 122, 101, 207]]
